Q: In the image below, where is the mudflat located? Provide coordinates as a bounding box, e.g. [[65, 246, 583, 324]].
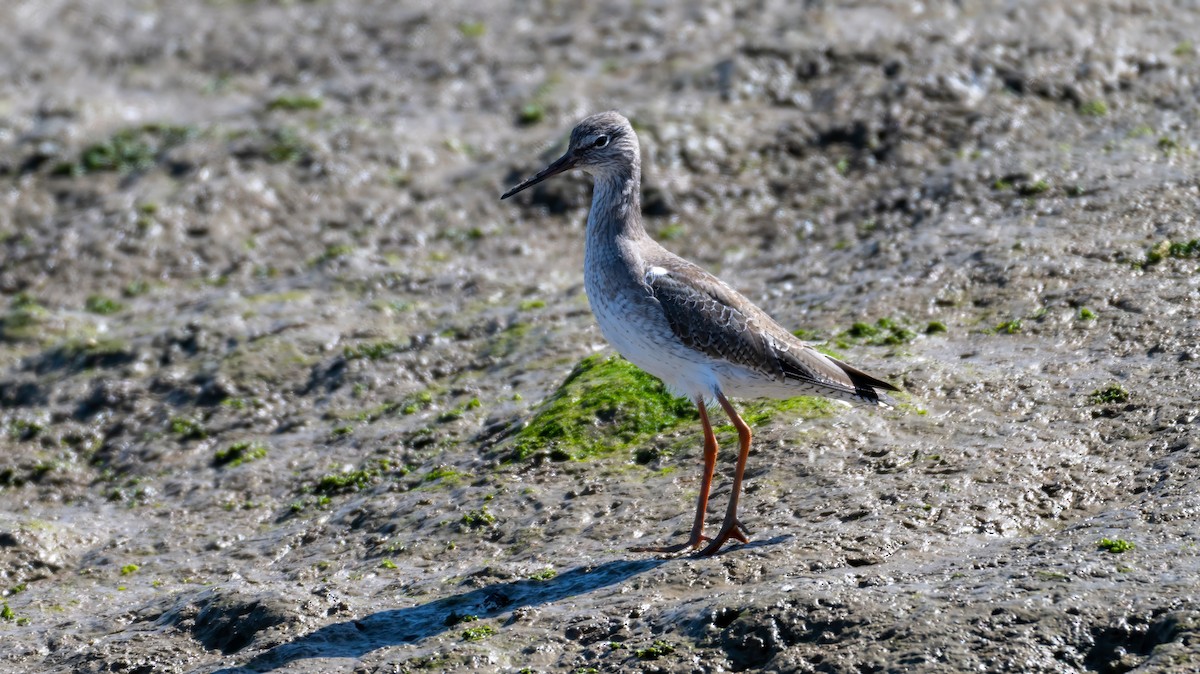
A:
[[1, 2, 1197, 672]]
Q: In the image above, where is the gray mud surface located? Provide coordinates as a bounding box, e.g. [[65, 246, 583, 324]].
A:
[[2, 1, 1199, 672]]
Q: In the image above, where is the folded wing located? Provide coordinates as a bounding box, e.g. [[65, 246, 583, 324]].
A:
[[643, 258, 898, 405]]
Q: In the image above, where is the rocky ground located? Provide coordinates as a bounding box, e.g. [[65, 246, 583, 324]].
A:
[[1, 1, 1199, 672]]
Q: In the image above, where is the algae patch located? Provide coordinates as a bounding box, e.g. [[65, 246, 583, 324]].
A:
[[505, 355, 837, 463], [1098, 538, 1135, 554], [506, 355, 695, 462], [839, 317, 916, 347]]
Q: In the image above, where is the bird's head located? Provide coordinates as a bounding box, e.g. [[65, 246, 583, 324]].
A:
[[501, 111, 638, 199]]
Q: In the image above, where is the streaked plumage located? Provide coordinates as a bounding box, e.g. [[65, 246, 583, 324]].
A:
[[502, 111, 898, 555]]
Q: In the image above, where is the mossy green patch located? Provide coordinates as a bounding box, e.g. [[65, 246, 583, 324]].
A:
[[402, 391, 434, 415], [311, 243, 356, 266], [460, 506, 496, 529], [840, 317, 916, 346], [737, 396, 837, 428], [424, 465, 466, 485], [213, 441, 267, 468], [266, 94, 323, 112], [438, 397, 481, 423], [343, 340, 406, 361], [314, 462, 387, 494], [518, 103, 545, 126], [263, 127, 310, 164], [507, 355, 695, 462], [119, 564, 139, 576], [1079, 100, 1108, 117], [54, 124, 196, 176], [529, 567, 556, 581], [0, 293, 47, 341], [123, 280, 152, 297], [1098, 538, 1134, 554], [1089, 384, 1129, 405], [658, 223, 686, 240], [170, 417, 207, 441], [1077, 307, 1096, 321], [635, 639, 677, 660], [461, 623, 495, 641], [7, 419, 44, 440], [992, 319, 1022, 335], [85, 295, 123, 315], [925, 321, 947, 334], [1145, 239, 1200, 266], [327, 401, 395, 423], [458, 21, 485, 38]]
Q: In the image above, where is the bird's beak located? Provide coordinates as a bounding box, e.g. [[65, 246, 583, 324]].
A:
[[500, 151, 578, 199]]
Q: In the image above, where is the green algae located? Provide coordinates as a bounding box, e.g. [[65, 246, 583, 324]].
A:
[[343, 340, 406, 361], [461, 623, 496, 641], [1098, 538, 1135, 554], [529, 567, 556, 581], [313, 461, 388, 494], [635, 639, 677, 660], [460, 506, 497, 529], [170, 417, 207, 441], [736, 396, 837, 427], [1080, 100, 1109, 117], [1, 293, 47, 342], [992, 319, 1023, 335], [507, 355, 695, 462], [1145, 239, 1200, 266], [507, 355, 837, 463], [401, 391, 434, 415], [84, 295, 123, 315], [1089, 384, 1129, 405], [213, 441, 267, 468], [54, 124, 196, 176], [840, 317, 916, 347], [266, 94, 323, 112], [424, 465, 467, 485]]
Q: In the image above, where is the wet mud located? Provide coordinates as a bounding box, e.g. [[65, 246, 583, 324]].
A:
[[1, 1, 1199, 672]]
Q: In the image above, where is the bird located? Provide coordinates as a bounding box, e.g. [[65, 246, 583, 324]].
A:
[[501, 111, 898, 555]]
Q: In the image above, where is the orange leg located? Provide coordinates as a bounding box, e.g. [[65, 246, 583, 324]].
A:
[[631, 396, 719, 553], [698, 391, 752, 556]]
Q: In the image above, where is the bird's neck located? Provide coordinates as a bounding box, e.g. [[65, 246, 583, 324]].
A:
[[585, 165, 646, 252]]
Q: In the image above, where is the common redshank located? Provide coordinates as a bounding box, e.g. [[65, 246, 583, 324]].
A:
[[501, 111, 898, 555]]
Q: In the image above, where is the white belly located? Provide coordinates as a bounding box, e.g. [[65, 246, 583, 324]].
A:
[[585, 277, 718, 401]]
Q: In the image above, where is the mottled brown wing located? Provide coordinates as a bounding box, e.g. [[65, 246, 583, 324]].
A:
[[644, 259, 897, 404]]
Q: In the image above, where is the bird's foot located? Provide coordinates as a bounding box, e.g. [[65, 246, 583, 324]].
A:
[[696, 518, 751, 556]]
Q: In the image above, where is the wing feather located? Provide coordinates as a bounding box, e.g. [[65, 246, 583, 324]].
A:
[[643, 258, 898, 404]]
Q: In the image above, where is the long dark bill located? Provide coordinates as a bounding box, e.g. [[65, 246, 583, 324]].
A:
[[500, 152, 577, 199]]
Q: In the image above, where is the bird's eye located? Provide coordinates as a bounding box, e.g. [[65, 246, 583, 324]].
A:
[[593, 135, 609, 148]]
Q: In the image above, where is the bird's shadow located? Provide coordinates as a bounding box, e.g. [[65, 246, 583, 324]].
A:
[[202, 557, 666, 673], [201, 536, 789, 673]]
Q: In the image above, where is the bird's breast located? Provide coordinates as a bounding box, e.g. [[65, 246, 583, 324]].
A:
[[583, 248, 716, 398]]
